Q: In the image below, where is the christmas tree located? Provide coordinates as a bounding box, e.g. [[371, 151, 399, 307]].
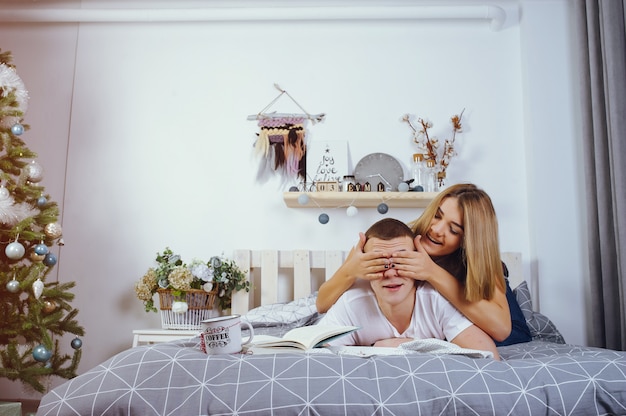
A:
[[0, 49, 84, 393]]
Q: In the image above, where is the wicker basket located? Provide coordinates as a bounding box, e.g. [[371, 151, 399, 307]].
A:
[[157, 288, 217, 330]]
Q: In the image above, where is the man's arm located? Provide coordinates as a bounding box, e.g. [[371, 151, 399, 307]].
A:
[[393, 236, 512, 341], [449, 325, 500, 360]]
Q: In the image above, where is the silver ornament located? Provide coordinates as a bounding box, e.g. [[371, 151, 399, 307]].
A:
[[32, 278, 44, 299], [44, 222, 63, 239], [6, 279, 20, 293]]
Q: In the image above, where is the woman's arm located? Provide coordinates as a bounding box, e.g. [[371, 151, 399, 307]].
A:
[[392, 236, 512, 341], [426, 267, 511, 341], [316, 233, 388, 313]]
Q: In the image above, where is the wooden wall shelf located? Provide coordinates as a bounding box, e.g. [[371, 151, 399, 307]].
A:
[[283, 192, 438, 208]]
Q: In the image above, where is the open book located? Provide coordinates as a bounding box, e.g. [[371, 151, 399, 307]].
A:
[[249, 325, 358, 351]]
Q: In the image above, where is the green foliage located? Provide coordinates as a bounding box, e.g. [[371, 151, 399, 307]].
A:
[[209, 256, 250, 311], [136, 247, 250, 312], [0, 49, 84, 393]]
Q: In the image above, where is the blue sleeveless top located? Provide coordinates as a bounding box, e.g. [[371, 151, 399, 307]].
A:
[[496, 271, 531, 346], [435, 253, 531, 346]]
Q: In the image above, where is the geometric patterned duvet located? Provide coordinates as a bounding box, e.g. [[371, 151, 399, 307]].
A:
[[37, 337, 626, 416]]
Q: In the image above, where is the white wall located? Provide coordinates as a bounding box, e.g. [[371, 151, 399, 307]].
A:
[[0, 0, 588, 400]]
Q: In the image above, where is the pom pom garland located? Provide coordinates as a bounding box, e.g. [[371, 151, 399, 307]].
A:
[[377, 203, 389, 214], [292, 191, 401, 224], [397, 182, 410, 192], [297, 194, 309, 205]]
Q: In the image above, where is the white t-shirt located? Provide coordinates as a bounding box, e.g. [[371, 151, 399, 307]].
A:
[[317, 281, 473, 346]]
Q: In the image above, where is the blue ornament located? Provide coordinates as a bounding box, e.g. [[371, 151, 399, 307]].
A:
[[33, 344, 52, 362], [412, 185, 424, 192], [11, 123, 24, 136], [43, 252, 57, 266], [37, 196, 48, 207], [34, 244, 49, 255], [71, 337, 83, 350], [297, 194, 310, 205], [288, 186, 299, 192], [318, 213, 330, 224], [377, 203, 389, 214]]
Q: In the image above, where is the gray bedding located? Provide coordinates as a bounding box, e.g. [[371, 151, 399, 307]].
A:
[[37, 334, 626, 416]]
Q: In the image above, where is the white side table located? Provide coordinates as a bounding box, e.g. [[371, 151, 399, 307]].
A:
[[132, 329, 200, 347]]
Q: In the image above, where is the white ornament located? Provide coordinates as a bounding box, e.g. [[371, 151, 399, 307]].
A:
[[26, 160, 44, 183], [32, 278, 44, 299], [346, 206, 358, 217], [5, 241, 25, 259], [171, 301, 188, 314]]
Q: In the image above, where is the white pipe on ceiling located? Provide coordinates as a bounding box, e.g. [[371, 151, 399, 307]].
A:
[[0, 5, 507, 30]]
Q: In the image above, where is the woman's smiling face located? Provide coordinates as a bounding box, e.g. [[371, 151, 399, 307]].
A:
[[420, 196, 465, 258]]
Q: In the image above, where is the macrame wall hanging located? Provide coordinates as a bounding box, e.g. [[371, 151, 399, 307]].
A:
[[247, 84, 325, 185]]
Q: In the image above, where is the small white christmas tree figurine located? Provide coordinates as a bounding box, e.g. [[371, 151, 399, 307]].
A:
[[0, 49, 84, 393]]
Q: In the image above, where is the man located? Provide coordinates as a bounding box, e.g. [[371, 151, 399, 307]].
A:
[[317, 218, 500, 359]]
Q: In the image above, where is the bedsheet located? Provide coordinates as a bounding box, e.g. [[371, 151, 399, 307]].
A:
[[37, 336, 626, 416]]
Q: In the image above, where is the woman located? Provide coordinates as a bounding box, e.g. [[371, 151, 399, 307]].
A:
[[316, 183, 531, 346]]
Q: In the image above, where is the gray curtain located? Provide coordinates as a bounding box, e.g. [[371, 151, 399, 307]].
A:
[[575, 0, 626, 350]]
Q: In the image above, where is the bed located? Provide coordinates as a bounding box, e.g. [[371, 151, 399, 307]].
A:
[[37, 250, 626, 416]]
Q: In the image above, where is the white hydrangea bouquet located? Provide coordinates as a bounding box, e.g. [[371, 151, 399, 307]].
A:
[[135, 247, 250, 314]]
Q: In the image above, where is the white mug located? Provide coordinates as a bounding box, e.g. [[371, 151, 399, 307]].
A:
[[200, 314, 254, 354]]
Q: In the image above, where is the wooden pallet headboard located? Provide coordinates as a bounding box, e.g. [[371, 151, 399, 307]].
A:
[[231, 250, 524, 315]]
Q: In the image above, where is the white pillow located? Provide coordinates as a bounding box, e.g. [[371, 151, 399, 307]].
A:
[[242, 293, 319, 327]]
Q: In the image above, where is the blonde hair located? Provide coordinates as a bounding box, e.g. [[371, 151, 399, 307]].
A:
[[407, 183, 504, 301]]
